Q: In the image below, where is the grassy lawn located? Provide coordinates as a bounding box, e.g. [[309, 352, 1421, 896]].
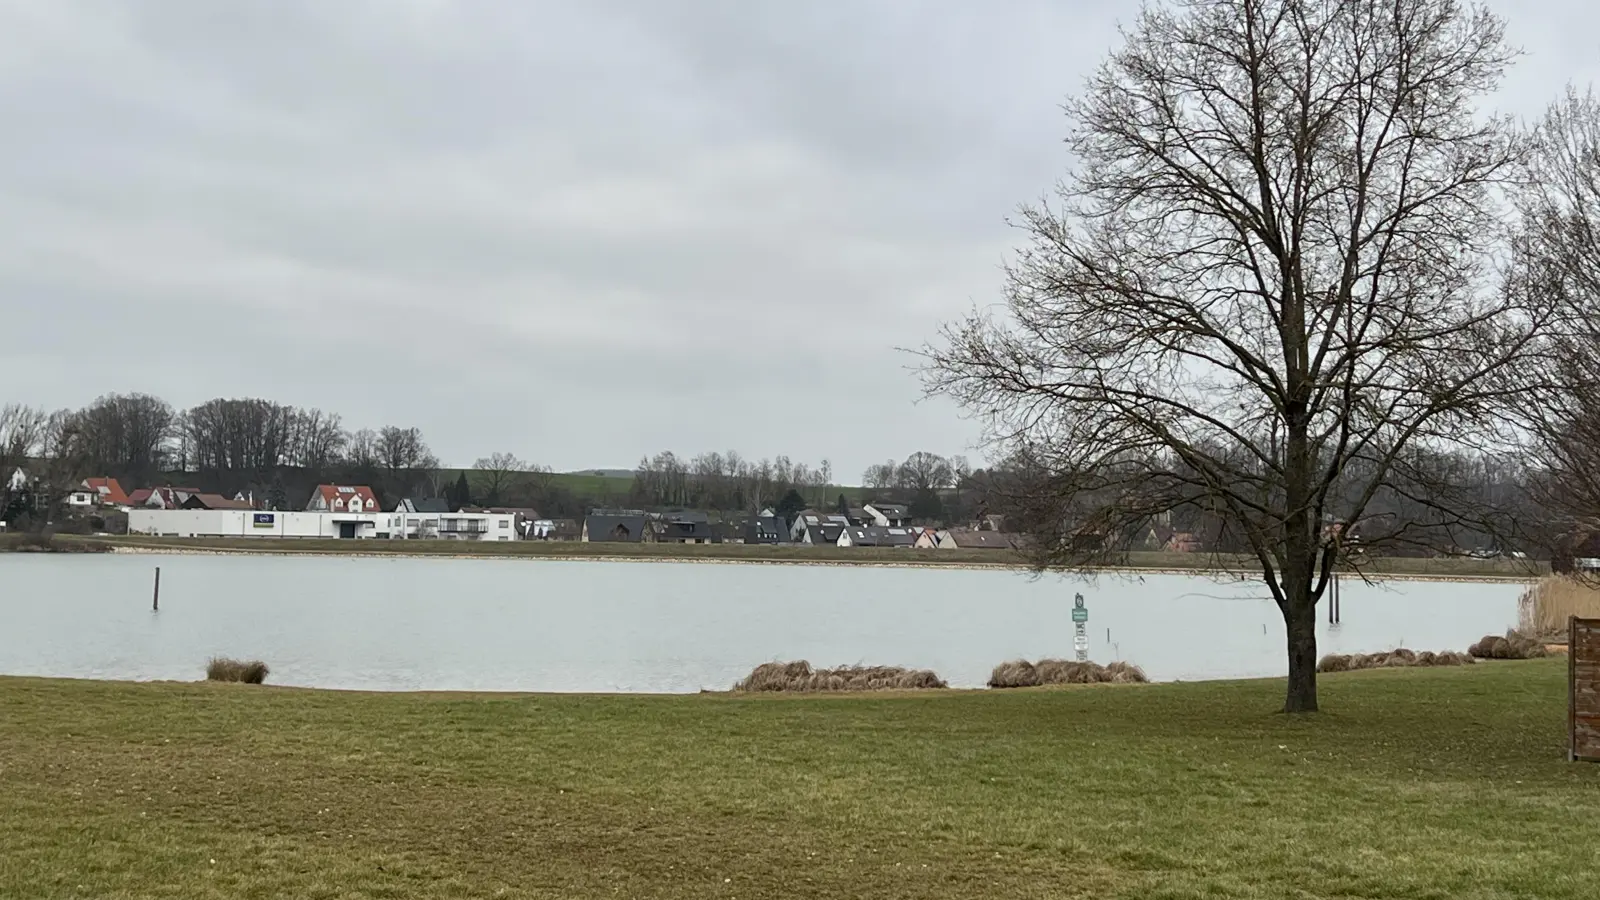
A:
[[1, 662, 1594, 899]]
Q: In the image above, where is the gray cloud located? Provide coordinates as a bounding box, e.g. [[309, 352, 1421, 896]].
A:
[[1, 0, 1595, 478]]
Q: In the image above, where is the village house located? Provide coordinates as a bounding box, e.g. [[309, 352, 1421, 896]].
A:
[[128, 486, 200, 509], [653, 510, 715, 544], [396, 497, 452, 514], [936, 530, 1017, 550], [742, 514, 787, 545], [582, 511, 649, 542], [305, 484, 379, 514], [839, 525, 917, 548], [790, 510, 849, 545], [863, 503, 912, 528], [64, 484, 99, 509], [180, 493, 254, 511], [82, 477, 130, 508]]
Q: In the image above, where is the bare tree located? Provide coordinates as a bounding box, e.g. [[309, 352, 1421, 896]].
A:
[[924, 0, 1551, 712], [286, 408, 349, 473], [1, 403, 48, 514], [895, 451, 954, 492], [346, 428, 379, 472], [861, 460, 899, 491], [70, 393, 175, 483], [472, 452, 528, 506], [1511, 89, 1600, 531], [183, 398, 293, 474]]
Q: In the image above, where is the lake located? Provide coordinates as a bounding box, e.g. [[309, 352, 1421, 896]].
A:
[[0, 553, 1524, 692]]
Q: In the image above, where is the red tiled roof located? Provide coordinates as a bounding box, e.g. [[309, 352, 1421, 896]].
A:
[[312, 484, 379, 510], [83, 477, 130, 506]]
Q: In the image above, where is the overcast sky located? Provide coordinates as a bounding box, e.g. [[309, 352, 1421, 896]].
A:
[[2, 2, 1596, 479]]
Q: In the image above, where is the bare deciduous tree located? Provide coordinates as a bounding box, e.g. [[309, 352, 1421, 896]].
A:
[[1, 403, 48, 513], [472, 452, 528, 506], [70, 393, 175, 483], [1512, 89, 1600, 531], [924, 0, 1552, 712], [895, 451, 954, 492]]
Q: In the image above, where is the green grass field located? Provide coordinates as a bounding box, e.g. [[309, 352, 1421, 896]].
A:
[[1, 662, 1594, 898]]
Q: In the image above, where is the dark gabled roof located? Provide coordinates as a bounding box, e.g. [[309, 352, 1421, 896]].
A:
[[586, 513, 648, 542], [405, 497, 452, 513], [843, 526, 881, 546], [878, 527, 917, 547], [744, 515, 787, 542], [661, 510, 711, 524], [868, 502, 910, 519], [946, 530, 1016, 549], [656, 515, 715, 541], [804, 521, 846, 543]]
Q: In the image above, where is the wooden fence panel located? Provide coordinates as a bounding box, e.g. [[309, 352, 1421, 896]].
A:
[[1570, 617, 1600, 763]]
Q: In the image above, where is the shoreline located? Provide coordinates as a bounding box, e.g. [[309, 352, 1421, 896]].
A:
[[86, 542, 1543, 583]]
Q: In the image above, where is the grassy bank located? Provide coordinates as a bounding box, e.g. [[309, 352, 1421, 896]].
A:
[[0, 533, 113, 553], [0, 664, 1594, 897], [43, 533, 1547, 578]]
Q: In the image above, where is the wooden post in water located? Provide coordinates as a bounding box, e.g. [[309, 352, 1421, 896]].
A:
[[152, 567, 160, 611]]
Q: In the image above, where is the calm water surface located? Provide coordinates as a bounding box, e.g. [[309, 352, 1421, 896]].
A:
[[0, 554, 1522, 691]]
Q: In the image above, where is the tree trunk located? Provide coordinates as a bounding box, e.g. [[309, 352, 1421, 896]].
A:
[[1282, 595, 1319, 713]]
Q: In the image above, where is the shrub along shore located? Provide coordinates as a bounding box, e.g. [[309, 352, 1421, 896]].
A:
[[0, 661, 1594, 899]]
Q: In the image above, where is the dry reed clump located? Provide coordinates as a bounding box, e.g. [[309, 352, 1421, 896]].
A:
[[205, 657, 270, 684], [1518, 575, 1600, 640], [1467, 630, 1550, 660], [986, 658, 1149, 688], [733, 661, 947, 692], [1317, 649, 1476, 673], [986, 659, 1040, 688]]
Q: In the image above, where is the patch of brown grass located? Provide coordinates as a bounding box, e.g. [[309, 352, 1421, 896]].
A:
[[987, 658, 1149, 688], [1518, 575, 1600, 640], [1318, 649, 1476, 673], [205, 658, 270, 684], [733, 661, 946, 692]]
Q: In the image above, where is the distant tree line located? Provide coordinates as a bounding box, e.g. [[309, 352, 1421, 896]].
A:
[[0, 393, 989, 527], [629, 449, 1005, 526]]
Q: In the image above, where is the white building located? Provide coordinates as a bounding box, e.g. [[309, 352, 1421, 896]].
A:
[[128, 508, 516, 541], [65, 486, 99, 508]]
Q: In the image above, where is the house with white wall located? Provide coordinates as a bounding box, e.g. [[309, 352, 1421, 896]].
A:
[[306, 484, 379, 514], [864, 503, 913, 528]]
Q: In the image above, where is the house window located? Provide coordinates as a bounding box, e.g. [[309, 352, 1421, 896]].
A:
[[499, 520, 509, 529]]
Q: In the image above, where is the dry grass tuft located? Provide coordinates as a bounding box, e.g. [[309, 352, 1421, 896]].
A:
[[1319, 648, 1476, 673], [1518, 575, 1600, 640], [205, 657, 270, 684], [1467, 630, 1549, 660], [987, 659, 1040, 688], [733, 661, 947, 692], [987, 658, 1149, 688]]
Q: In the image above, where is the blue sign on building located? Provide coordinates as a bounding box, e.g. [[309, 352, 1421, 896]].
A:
[[252, 513, 275, 528]]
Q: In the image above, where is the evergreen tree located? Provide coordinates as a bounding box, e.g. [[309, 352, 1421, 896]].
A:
[[452, 470, 472, 510], [776, 489, 807, 530]]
